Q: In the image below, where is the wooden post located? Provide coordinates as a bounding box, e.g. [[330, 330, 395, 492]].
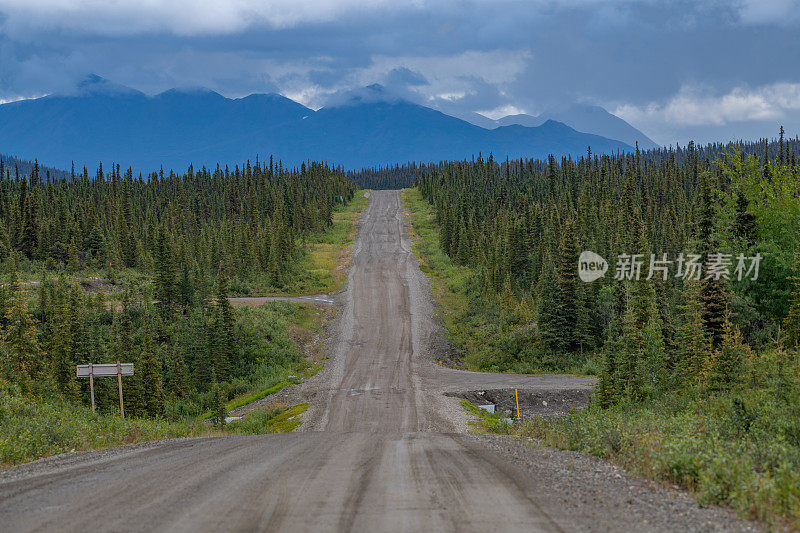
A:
[[117, 361, 125, 419], [89, 362, 96, 414], [515, 388, 520, 421]]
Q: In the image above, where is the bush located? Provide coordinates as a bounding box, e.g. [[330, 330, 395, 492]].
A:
[[0, 383, 206, 465], [518, 361, 800, 528]]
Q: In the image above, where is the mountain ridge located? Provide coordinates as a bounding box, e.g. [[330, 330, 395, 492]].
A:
[[0, 76, 634, 172], [465, 103, 658, 150]]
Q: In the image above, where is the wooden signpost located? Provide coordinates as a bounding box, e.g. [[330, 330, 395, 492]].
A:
[[77, 363, 134, 417]]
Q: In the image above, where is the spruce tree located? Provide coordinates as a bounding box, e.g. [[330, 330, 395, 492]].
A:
[[619, 297, 642, 400], [732, 190, 757, 247], [696, 171, 728, 347], [177, 263, 195, 309], [707, 318, 750, 389], [537, 261, 566, 351], [2, 277, 47, 393], [557, 220, 579, 350], [213, 268, 236, 381], [674, 281, 711, 386], [139, 314, 165, 417], [597, 341, 619, 408], [49, 281, 80, 401], [153, 226, 176, 313], [168, 345, 190, 400]]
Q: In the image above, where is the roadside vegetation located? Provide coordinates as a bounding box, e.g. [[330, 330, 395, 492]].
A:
[[405, 187, 597, 374], [225, 403, 308, 435], [397, 135, 800, 527], [0, 292, 326, 466], [287, 190, 368, 295], [0, 156, 362, 466]]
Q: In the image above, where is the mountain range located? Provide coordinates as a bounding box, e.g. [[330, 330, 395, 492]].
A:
[[451, 104, 658, 151], [0, 75, 650, 173]]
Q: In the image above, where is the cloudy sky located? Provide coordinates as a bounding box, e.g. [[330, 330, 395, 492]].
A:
[[1, 0, 799, 145]]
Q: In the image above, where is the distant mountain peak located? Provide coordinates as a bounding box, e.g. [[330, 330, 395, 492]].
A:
[[494, 103, 658, 150], [74, 74, 143, 97], [78, 73, 105, 86], [156, 87, 225, 99], [325, 83, 410, 108]]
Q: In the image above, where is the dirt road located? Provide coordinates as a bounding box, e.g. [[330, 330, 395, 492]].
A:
[[0, 191, 753, 532]]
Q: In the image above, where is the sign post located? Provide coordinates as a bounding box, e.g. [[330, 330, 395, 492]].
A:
[[88, 363, 95, 414], [77, 363, 134, 417], [117, 362, 125, 418]]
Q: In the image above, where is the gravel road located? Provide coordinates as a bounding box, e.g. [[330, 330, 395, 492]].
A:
[[0, 190, 756, 532]]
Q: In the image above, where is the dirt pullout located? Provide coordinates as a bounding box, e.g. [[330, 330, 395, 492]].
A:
[[228, 294, 336, 306], [451, 388, 592, 419]]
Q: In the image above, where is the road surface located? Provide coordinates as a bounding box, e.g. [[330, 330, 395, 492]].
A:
[[0, 191, 752, 532]]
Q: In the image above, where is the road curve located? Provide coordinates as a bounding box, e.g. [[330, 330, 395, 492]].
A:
[[0, 191, 747, 532]]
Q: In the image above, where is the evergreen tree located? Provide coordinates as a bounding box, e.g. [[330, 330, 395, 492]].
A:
[[707, 318, 750, 389], [177, 263, 196, 309], [619, 297, 642, 400], [733, 190, 757, 247], [49, 281, 80, 401], [2, 278, 46, 393], [696, 171, 728, 347], [168, 345, 190, 400], [19, 192, 39, 258], [212, 268, 236, 381], [597, 342, 618, 407], [537, 261, 566, 351], [557, 220, 579, 349], [153, 226, 177, 313], [138, 314, 165, 417], [674, 281, 710, 386]]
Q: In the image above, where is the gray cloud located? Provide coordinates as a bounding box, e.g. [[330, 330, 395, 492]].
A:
[[0, 0, 798, 144]]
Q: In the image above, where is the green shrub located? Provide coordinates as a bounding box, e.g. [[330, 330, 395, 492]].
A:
[[0, 382, 206, 466]]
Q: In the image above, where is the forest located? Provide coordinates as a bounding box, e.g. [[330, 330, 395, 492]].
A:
[[0, 156, 356, 462], [399, 132, 800, 525]]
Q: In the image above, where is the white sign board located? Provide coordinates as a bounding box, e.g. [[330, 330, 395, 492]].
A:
[[77, 363, 134, 377]]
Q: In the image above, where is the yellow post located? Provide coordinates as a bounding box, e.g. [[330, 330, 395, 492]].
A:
[[515, 388, 520, 421]]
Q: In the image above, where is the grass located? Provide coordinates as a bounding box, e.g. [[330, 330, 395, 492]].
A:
[[280, 191, 369, 295], [225, 403, 309, 435], [199, 379, 293, 421], [0, 384, 310, 466], [460, 399, 515, 434], [403, 188, 595, 374], [0, 382, 213, 466]]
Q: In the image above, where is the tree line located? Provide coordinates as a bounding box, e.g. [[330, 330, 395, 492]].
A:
[[0, 156, 355, 287]]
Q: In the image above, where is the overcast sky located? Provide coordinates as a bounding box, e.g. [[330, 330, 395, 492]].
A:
[[1, 0, 799, 145]]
